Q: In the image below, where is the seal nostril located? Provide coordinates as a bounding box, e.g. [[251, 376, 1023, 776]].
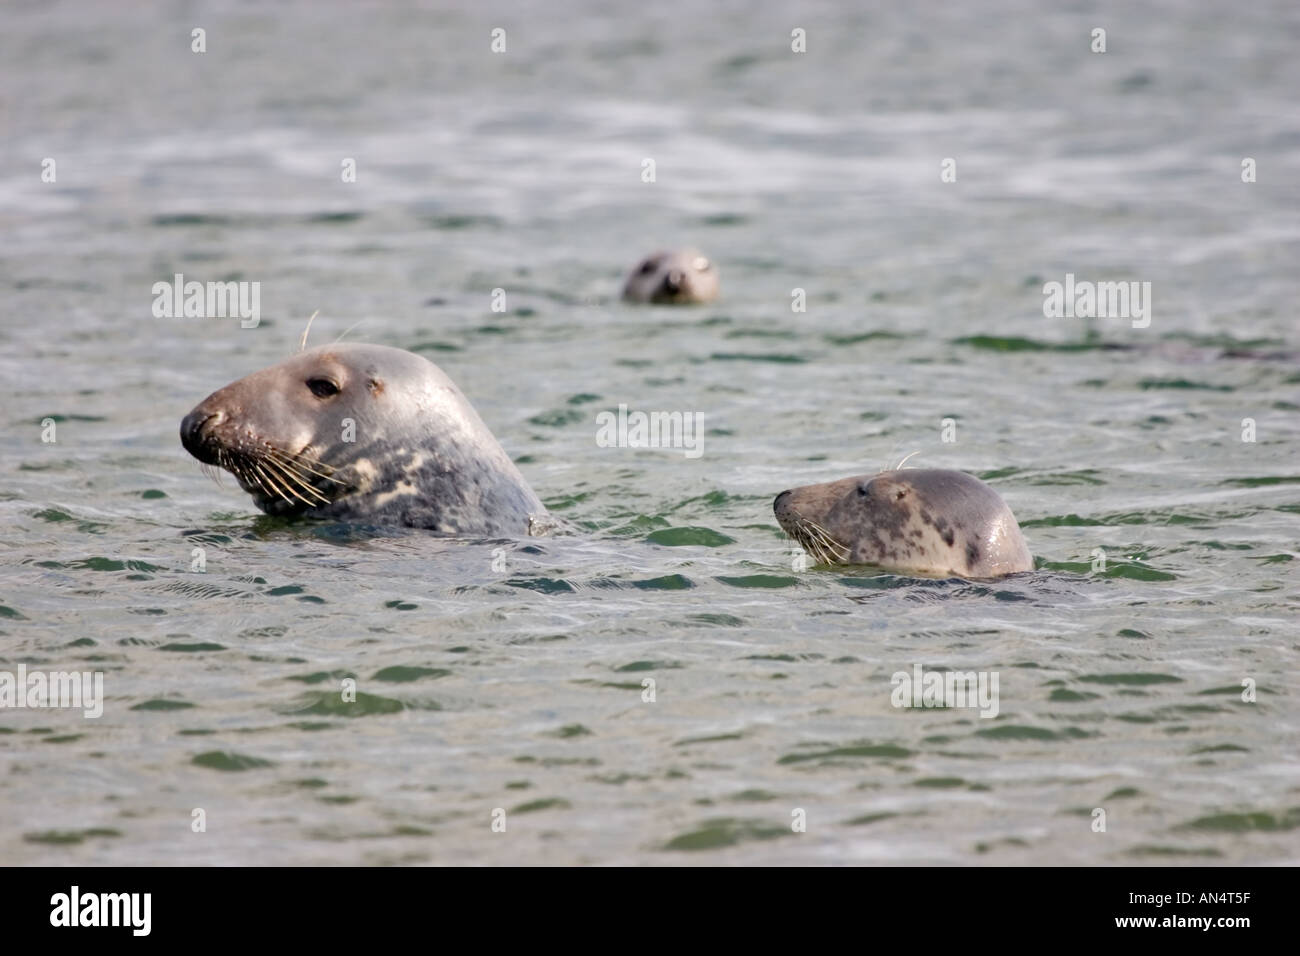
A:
[[180, 410, 220, 458]]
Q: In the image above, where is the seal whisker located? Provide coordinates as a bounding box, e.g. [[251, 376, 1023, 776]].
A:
[[808, 534, 838, 564], [219, 449, 249, 486], [299, 310, 320, 352], [789, 521, 826, 563], [229, 455, 258, 489], [817, 525, 850, 558], [804, 528, 837, 565], [265, 447, 345, 485], [789, 512, 850, 564], [264, 451, 344, 500], [261, 454, 331, 505], [794, 527, 823, 564], [262, 457, 327, 502], [248, 461, 293, 504], [798, 514, 841, 552], [253, 461, 311, 506], [334, 319, 365, 344]]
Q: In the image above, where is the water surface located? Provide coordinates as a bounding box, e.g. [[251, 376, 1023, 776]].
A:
[[1, 0, 1297, 865]]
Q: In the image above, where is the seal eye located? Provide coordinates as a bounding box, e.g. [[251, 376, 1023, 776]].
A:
[[857, 482, 872, 497], [896, 488, 907, 500], [639, 260, 657, 275], [307, 378, 340, 398]]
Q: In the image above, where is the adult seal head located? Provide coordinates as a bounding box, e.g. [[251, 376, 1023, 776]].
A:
[[774, 468, 1032, 578], [180, 343, 547, 536], [622, 248, 719, 304]]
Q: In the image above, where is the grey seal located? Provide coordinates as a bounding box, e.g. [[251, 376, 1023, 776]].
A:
[[180, 343, 547, 535], [621, 248, 719, 304], [774, 468, 1032, 578]]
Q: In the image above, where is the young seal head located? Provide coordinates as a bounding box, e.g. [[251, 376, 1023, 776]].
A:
[[180, 343, 546, 535], [774, 468, 1032, 579], [621, 249, 719, 304]]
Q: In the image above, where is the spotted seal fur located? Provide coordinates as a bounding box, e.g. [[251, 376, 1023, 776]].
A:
[[774, 468, 1032, 578]]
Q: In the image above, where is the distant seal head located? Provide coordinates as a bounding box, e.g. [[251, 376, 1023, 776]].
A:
[[774, 468, 1032, 578], [180, 343, 547, 535], [622, 249, 719, 304]]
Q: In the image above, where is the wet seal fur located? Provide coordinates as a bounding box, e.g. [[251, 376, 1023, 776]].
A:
[[622, 248, 719, 304], [180, 343, 547, 536], [774, 468, 1032, 579]]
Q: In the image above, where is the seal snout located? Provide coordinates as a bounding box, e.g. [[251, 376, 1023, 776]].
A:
[[773, 489, 793, 516], [180, 408, 223, 464]]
